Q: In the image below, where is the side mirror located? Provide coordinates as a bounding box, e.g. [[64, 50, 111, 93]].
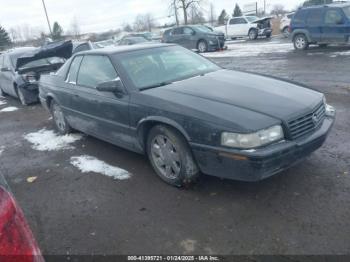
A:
[[0, 67, 11, 72], [96, 78, 124, 94]]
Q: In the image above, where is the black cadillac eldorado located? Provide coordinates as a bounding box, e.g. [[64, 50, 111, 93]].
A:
[[38, 44, 336, 187]]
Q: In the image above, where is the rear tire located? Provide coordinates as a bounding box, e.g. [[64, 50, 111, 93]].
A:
[[147, 125, 200, 187], [17, 88, 28, 106], [248, 29, 258, 40], [50, 101, 71, 135], [293, 34, 309, 50]]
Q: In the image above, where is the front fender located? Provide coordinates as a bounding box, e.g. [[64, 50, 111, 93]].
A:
[[136, 116, 191, 150]]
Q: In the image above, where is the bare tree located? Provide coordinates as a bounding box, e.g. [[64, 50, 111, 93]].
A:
[[177, 0, 202, 25], [270, 4, 288, 16], [70, 17, 81, 39], [134, 14, 155, 32], [189, 5, 206, 24], [208, 2, 216, 26], [170, 0, 180, 26]]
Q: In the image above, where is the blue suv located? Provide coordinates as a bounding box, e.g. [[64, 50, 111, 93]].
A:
[[290, 3, 350, 50]]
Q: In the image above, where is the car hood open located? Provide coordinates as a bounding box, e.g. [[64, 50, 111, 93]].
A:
[[16, 40, 73, 70], [152, 70, 323, 122], [252, 16, 273, 23]]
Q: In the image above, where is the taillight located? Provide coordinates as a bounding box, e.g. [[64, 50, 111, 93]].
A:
[[0, 186, 44, 262]]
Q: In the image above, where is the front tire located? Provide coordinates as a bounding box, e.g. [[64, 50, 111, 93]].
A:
[[248, 29, 258, 40], [50, 101, 71, 135], [293, 34, 309, 50], [197, 40, 208, 53], [282, 27, 290, 38], [147, 125, 200, 187]]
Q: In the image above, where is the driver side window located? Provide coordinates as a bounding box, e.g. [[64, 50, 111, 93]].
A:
[[77, 55, 118, 88]]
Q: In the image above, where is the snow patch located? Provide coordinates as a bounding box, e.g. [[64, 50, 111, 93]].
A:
[[203, 41, 293, 58], [24, 129, 83, 151], [0, 107, 19, 112], [70, 155, 131, 180], [0, 99, 6, 106], [0, 146, 5, 156]]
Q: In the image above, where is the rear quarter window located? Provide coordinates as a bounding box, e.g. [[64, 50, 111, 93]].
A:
[[293, 9, 308, 24]]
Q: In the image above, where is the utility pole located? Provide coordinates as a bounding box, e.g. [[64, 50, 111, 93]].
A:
[[173, 0, 179, 26], [41, 0, 52, 36]]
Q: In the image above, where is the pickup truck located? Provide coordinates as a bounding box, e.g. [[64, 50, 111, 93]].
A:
[[216, 16, 273, 40]]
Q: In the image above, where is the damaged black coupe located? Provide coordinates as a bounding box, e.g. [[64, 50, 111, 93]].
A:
[[0, 40, 72, 105], [39, 44, 335, 187]]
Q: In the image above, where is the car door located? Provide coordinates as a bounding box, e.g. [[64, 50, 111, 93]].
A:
[[305, 8, 324, 42], [57, 55, 84, 118], [168, 27, 184, 45], [322, 8, 348, 43], [71, 55, 132, 148], [180, 27, 197, 49], [227, 18, 240, 36], [0, 55, 16, 96]]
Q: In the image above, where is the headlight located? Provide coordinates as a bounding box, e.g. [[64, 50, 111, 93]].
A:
[[323, 97, 336, 117], [221, 125, 284, 149]]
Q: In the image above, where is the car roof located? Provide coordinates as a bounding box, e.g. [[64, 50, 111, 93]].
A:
[[77, 43, 175, 55], [301, 3, 350, 10]]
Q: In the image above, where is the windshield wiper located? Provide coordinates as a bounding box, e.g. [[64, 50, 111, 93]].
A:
[[139, 81, 173, 91]]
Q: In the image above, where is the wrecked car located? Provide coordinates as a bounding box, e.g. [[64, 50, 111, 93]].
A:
[[39, 44, 335, 187], [216, 16, 273, 40], [0, 40, 72, 105]]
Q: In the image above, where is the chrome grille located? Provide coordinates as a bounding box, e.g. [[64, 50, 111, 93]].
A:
[[288, 103, 326, 140]]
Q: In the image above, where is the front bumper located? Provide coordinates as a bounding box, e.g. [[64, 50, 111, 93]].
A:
[[258, 28, 272, 36], [208, 38, 226, 51], [190, 117, 335, 182]]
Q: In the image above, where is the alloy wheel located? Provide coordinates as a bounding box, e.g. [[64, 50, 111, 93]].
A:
[[295, 36, 306, 50], [198, 41, 207, 53], [52, 104, 66, 132], [150, 135, 181, 180]]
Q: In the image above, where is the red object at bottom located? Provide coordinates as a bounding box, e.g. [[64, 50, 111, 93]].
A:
[[0, 186, 44, 262]]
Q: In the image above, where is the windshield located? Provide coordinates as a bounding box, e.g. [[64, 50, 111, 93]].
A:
[[246, 16, 258, 22], [115, 46, 220, 90], [18, 57, 66, 70], [343, 6, 350, 19], [195, 25, 213, 33]]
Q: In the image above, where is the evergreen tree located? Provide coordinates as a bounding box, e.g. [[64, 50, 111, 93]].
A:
[[218, 9, 228, 25], [233, 4, 243, 17], [52, 22, 63, 40], [0, 25, 11, 50]]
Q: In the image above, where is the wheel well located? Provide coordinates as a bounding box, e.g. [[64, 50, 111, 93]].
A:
[[139, 121, 189, 152], [197, 39, 207, 47], [293, 33, 306, 42], [46, 96, 54, 108], [249, 28, 257, 33]]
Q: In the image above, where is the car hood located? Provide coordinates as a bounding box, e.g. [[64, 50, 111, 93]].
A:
[[147, 70, 323, 123], [252, 16, 273, 23], [16, 40, 73, 70], [207, 31, 225, 37]]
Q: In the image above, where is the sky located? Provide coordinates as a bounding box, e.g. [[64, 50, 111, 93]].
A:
[[0, 0, 304, 36]]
